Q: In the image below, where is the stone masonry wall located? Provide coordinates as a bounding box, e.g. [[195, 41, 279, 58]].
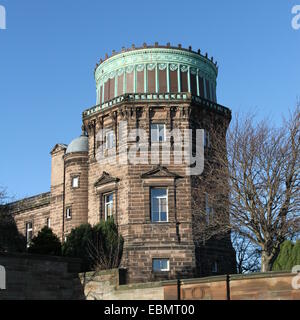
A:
[[0, 253, 84, 300], [9, 193, 51, 239], [81, 269, 300, 300], [64, 152, 89, 236], [1, 255, 298, 300], [50, 145, 67, 240], [84, 102, 198, 283]]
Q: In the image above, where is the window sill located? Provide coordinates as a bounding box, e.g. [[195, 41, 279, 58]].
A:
[[150, 221, 170, 225]]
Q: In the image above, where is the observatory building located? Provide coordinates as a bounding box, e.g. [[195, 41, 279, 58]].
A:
[[8, 43, 236, 283]]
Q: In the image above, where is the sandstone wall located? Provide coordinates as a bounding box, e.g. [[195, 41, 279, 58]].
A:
[[0, 255, 299, 300], [9, 192, 51, 239], [0, 253, 84, 300], [164, 272, 300, 300]]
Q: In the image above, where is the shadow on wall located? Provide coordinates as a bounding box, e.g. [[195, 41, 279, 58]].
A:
[[195, 237, 237, 277], [0, 252, 86, 300], [0, 205, 26, 253]]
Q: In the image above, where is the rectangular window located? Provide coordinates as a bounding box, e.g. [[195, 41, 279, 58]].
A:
[[72, 176, 79, 188], [117, 74, 124, 96], [180, 71, 188, 92], [190, 73, 197, 96], [137, 70, 144, 93], [106, 131, 115, 149], [153, 259, 170, 272], [206, 79, 211, 100], [170, 70, 178, 92], [212, 261, 218, 273], [211, 83, 215, 102], [99, 85, 103, 104], [109, 78, 115, 100], [158, 69, 167, 93], [148, 69, 156, 93], [151, 123, 166, 143], [199, 76, 204, 98], [26, 222, 33, 246], [104, 193, 114, 220], [151, 188, 168, 222], [104, 80, 110, 102], [126, 72, 134, 93], [66, 207, 72, 220], [46, 218, 51, 228]]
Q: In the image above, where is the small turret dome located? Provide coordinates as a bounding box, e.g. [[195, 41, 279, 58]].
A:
[[66, 135, 88, 154]]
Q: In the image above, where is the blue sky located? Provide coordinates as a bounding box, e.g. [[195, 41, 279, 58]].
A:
[[0, 0, 299, 200]]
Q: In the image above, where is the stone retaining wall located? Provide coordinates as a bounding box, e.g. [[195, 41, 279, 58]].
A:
[[0, 252, 84, 300], [0, 253, 299, 300]]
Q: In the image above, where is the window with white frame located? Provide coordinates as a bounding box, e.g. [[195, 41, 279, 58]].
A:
[[205, 193, 214, 224], [26, 222, 33, 246], [72, 176, 79, 188], [104, 193, 114, 220], [46, 217, 51, 228], [66, 207, 72, 220], [153, 259, 170, 272], [151, 188, 168, 222], [151, 123, 166, 143], [106, 131, 115, 149]]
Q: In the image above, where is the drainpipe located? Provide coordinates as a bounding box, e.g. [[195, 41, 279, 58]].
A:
[[174, 180, 181, 243]]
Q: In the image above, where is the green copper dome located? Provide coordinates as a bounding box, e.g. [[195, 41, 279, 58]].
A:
[[94, 44, 218, 106]]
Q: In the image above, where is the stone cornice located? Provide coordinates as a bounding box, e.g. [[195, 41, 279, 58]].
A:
[[82, 93, 231, 120]]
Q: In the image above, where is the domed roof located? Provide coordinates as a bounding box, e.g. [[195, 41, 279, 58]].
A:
[[66, 135, 88, 154]]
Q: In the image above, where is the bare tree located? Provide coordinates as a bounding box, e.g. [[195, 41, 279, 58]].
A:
[[232, 232, 261, 273], [0, 187, 8, 205], [87, 232, 123, 271], [86, 220, 124, 272], [192, 105, 300, 272]]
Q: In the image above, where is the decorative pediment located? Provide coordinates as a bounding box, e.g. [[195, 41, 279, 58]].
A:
[[50, 143, 67, 155], [94, 172, 120, 187], [141, 166, 182, 179]]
